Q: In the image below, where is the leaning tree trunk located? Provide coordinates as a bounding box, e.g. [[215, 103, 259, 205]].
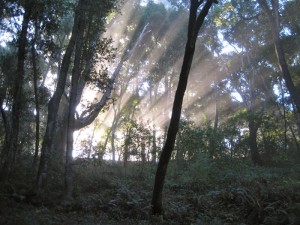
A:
[[151, 0, 215, 215]]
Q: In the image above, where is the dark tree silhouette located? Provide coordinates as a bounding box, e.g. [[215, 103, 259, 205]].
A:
[[151, 0, 216, 215], [1, 1, 32, 181]]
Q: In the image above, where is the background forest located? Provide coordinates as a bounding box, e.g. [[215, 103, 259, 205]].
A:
[[0, 0, 300, 224]]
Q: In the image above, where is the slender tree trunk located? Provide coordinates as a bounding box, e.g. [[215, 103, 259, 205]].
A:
[[1, 2, 32, 180], [0, 97, 9, 165], [209, 85, 219, 158], [86, 125, 96, 158], [31, 19, 41, 169], [123, 129, 131, 169], [151, 0, 215, 215], [141, 142, 146, 164], [248, 53, 263, 165], [110, 87, 127, 162], [279, 78, 288, 151], [102, 128, 111, 158], [150, 83, 158, 163], [65, 0, 86, 199], [111, 106, 118, 162], [152, 129, 157, 163]]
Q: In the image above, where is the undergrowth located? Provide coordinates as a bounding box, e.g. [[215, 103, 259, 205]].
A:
[[1, 158, 300, 224]]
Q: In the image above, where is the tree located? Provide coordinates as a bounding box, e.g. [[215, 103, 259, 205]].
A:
[[0, 0, 32, 180], [64, 0, 87, 199], [151, 0, 216, 215], [0, 45, 16, 155], [36, 0, 118, 196], [215, 0, 300, 162], [36, 0, 82, 192], [257, 0, 300, 134]]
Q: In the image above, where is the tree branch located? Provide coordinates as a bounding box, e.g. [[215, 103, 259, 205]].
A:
[[74, 23, 151, 130]]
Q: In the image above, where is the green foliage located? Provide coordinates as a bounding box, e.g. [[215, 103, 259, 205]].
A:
[[1, 156, 300, 224], [174, 120, 237, 161], [213, 2, 237, 27], [175, 120, 206, 160], [115, 118, 156, 163], [180, 153, 213, 188]]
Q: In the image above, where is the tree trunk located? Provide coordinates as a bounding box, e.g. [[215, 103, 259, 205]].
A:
[[65, 0, 86, 199], [141, 142, 146, 164], [51, 97, 69, 165], [36, 2, 80, 191], [31, 19, 41, 169], [123, 130, 131, 169], [209, 85, 219, 158], [152, 129, 157, 163], [1, 2, 32, 180], [151, 0, 215, 215], [248, 118, 262, 166], [279, 78, 288, 151], [111, 106, 119, 162], [0, 97, 9, 161]]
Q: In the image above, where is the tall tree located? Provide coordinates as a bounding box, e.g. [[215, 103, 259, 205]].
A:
[[37, 0, 118, 194], [0, 0, 32, 180], [31, 19, 40, 169], [151, 0, 216, 215], [36, 0, 81, 192], [64, 0, 87, 199], [257, 0, 300, 133]]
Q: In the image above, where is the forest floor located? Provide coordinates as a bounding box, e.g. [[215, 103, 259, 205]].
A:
[[1, 157, 300, 225]]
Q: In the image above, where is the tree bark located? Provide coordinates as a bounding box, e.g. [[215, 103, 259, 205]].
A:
[[151, 0, 215, 215]]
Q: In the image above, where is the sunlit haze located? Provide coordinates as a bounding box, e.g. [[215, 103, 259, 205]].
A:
[[73, 0, 233, 157]]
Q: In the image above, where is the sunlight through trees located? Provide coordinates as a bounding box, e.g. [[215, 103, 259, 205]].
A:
[[0, 0, 300, 223]]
